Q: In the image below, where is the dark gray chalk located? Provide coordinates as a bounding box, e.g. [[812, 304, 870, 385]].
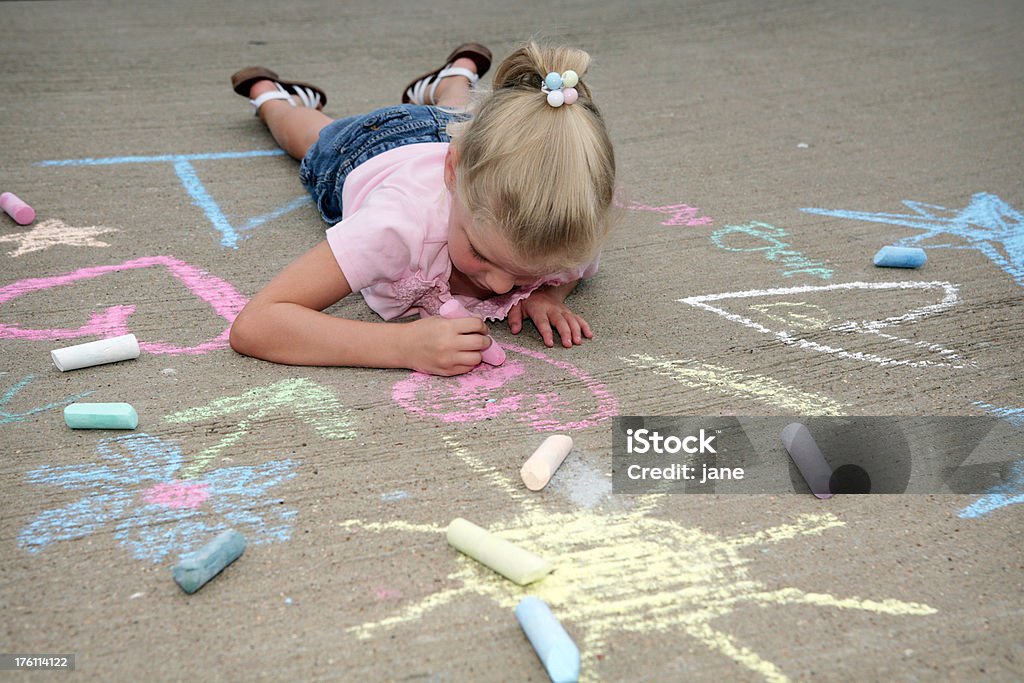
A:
[[172, 530, 246, 594]]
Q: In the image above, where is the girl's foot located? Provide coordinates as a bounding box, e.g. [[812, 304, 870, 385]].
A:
[[401, 43, 492, 106], [230, 66, 327, 114]]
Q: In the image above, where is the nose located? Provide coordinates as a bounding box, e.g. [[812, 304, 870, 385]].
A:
[[486, 270, 516, 295]]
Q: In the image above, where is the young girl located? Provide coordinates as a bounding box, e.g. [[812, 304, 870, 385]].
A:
[[227, 41, 616, 376]]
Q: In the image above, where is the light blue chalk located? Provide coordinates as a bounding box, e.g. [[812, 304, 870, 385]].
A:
[[515, 597, 580, 683], [172, 529, 247, 594], [63, 403, 138, 429], [873, 245, 927, 268]]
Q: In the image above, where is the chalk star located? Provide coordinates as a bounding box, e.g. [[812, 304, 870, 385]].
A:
[[0, 218, 118, 257], [803, 192, 1024, 287]]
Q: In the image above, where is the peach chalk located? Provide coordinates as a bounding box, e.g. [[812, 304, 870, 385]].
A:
[[521, 435, 574, 491], [439, 299, 506, 366], [1, 191, 35, 225]]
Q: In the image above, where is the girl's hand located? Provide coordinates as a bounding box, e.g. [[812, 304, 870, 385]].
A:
[[508, 290, 593, 348], [404, 316, 493, 376]]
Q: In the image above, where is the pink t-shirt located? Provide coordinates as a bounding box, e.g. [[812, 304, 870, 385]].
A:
[[325, 142, 598, 321]]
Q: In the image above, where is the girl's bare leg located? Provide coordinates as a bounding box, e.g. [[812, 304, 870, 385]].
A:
[[249, 80, 333, 160], [431, 57, 479, 109]]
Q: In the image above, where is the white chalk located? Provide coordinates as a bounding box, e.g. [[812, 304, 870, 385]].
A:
[[446, 517, 553, 585], [51, 334, 140, 371], [0, 191, 35, 225], [781, 422, 833, 499], [515, 597, 580, 683], [439, 299, 506, 366], [521, 435, 574, 491]]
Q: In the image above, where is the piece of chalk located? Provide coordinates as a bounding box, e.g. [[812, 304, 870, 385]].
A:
[[63, 402, 138, 430], [172, 530, 247, 594], [781, 422, 833, 499], [873, 246, 927, 269], [446, 517, 552, 585], [0, 191, 36, 225], [516, 597, 580, 683], [439, 299, 506, 366], [51, 333, 140, 371], [521, 435, 574, 491]]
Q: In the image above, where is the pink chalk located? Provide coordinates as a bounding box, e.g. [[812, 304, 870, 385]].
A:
[[0, 192, 36, 225], [439, 299, 506, 366]]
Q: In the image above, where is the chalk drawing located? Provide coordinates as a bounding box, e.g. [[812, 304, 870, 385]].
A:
[[0, 219, 118, 258], [972, 402, 1024, 427], [680, 281, 971, 368], [958, 403, 1024, 517], [747, 302, 834, 331], [340, 436, 936, 682], [0, 255, 247, 354], [18, 433, 298, 562], [0, 374, 93, 425], [381, 491, 409, 502], [711, 221, 833, 279], [38, 150, 312, 249], [163, 378, 356, 479], [614, 190, 713, 227], [621, 354, 848, 415], [391, 343, 618, 431], [958, 460, 1024, 518], [802, 192, 1024, 288]]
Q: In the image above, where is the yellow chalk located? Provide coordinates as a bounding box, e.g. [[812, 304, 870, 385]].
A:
[[521, 435, 574, 491], [446, 517, 552, 585]]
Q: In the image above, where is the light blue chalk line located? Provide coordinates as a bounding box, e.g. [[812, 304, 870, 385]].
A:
[[972, 402, 1024, 428], [173, 160, 240, 248], [241, 195, 312, 232], [0, 374, 94, 426], [958, 460, 1024, 518], [958, 402, 1024, 517], [38, 148, 313, 248], [37, 150, 287, 167]]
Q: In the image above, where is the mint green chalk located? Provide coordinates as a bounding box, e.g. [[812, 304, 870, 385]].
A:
[[63, 402, 138, 429], [173, 530, 247, 594]]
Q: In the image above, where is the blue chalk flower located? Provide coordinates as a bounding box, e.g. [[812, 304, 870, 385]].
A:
[[18, 433, 298, 562]]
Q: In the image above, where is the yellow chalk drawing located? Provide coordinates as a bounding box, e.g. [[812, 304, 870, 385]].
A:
[[621, 354, 849, 416], [164, 378, 356, 478], [749, 302, 834, 330], [342, 437, 935, 682]]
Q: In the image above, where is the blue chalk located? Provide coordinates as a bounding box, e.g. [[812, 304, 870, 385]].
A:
[[515, 597, 580, 683], [873, 246, 927, 269], [172, 530, 246, 594], [63, 402, 138, 429]]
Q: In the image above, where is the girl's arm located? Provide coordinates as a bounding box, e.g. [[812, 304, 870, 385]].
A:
[[507, 279, 593, 348], [229, 241, 492, 375]]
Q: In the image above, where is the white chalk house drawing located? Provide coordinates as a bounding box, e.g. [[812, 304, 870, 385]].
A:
[[679, 281, 971, 368], [340, 437, 936, 682]]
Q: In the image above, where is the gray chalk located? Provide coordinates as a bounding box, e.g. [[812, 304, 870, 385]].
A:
[[172, 530, 246, 594]]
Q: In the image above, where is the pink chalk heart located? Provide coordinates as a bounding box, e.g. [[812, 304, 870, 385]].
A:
[[391, 343, 618, 431]]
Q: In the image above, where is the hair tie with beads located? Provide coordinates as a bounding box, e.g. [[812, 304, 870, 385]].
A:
[[541, 70, 579, 108]]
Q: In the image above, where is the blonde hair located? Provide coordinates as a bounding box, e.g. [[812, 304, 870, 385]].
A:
[[451, 42, 616, 272]]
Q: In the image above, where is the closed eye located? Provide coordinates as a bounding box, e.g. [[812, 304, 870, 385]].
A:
[[469, 243, 488, 262]]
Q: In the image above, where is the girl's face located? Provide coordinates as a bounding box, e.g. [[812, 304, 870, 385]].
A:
[[444, 147, 543, 297], [446, 192, 540, 296]]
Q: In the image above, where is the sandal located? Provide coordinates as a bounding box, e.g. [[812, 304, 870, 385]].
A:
[[401, 42, 492, 105], [230, 66, 328, 115]]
